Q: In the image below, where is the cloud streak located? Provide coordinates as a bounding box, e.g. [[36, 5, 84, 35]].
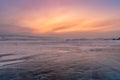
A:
[[0, 24, 33, 35]]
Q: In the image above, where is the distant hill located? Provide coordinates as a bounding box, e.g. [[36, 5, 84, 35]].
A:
[[112, 37, 120, 40], [0, 35, 57, 41]]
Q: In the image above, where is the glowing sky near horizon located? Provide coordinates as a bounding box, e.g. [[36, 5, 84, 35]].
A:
[[0, 0, 120, 38]]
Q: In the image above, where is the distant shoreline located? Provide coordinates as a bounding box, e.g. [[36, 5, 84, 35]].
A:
[[0, 35, 119, 41]]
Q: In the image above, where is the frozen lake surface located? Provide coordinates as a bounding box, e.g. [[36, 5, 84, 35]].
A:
[[0, 40, 120, 80]]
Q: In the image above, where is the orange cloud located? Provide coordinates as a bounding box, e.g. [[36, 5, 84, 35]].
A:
[[14, 6, 120, 35], [17, 8, 86, 34]]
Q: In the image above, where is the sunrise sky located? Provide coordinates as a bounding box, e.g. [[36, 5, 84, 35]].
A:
[[0, 0, 120, 38]]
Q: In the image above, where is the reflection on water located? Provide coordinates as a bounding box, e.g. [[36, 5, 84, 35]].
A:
[[0, 40, 120, 80]]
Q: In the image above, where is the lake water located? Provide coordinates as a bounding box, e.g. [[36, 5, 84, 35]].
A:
[[0, 40, 120, 80]]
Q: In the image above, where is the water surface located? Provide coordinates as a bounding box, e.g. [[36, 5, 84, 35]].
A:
[[0, 40, 120, 80]]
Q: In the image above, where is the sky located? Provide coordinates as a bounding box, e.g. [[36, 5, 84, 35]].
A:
[[0, 0, 120, 38]]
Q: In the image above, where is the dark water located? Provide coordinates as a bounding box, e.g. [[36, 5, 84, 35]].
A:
[[0, 40, 120, 80]]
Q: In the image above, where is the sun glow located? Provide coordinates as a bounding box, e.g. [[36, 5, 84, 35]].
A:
[[15, 7, 110, 35]]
